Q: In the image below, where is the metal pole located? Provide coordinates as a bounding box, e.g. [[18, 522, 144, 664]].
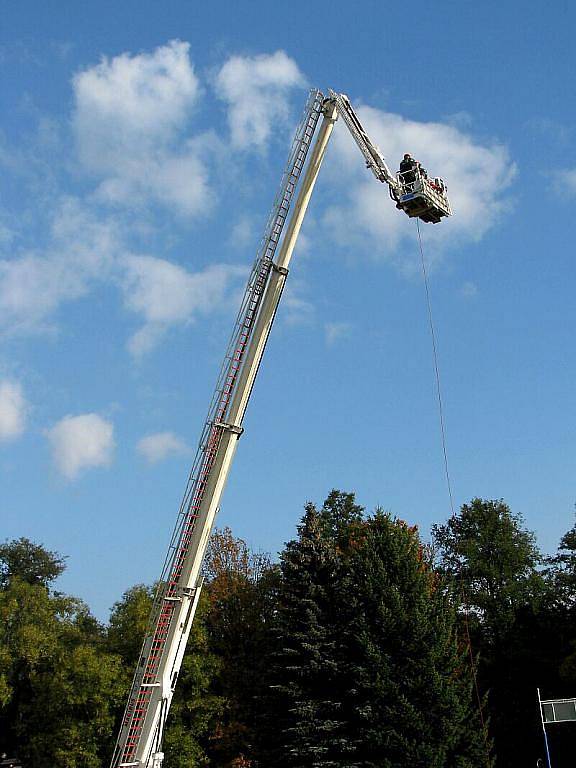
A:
[[537, 688, 553, 768]]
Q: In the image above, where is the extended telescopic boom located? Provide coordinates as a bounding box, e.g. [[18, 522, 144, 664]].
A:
[[110, 90, 336, 768], [110, 89, 451, 768]]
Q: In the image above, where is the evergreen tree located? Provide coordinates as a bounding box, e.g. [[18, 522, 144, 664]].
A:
[[259, 502, 350, 767], [317, 489, 364, 551], [554, 517, 576, 686], [540, 515, 576, 765], [338, 511, 489, 767], [261, 492, 487, 767]]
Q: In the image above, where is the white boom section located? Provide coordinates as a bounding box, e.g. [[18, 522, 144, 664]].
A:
[[328, 89, 399, 192], [110, 91, 337, 768]]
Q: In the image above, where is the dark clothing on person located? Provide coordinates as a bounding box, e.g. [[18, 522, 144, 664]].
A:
[[400, 156, 418, 187], [400, 157, 417, 175]]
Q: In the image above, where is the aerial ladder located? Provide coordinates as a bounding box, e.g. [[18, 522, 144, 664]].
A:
[[110, 89, 452, 768]]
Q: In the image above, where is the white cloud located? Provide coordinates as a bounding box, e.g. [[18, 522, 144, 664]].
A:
[[229, 215, 255, 249], [215, 51, 306, 150], [0, 195, 245, 351], [324, 104, 515, 270], [73, 39, 199, 160], [93, 141, 214, 216], [46, 413, 114, 480], [0, 46, 307, 346], [460, 281, 478, 298], [137, 431, 189, 463], [0, 380, 27, 441], [281, 280, 314, 327], [324, 321, 351, 346], [0, 222, 14, 247], [0, 198, 119, 334], [552, 168, 576, 196], [73, 40, 213, 216], [120, 255, 246, 355]]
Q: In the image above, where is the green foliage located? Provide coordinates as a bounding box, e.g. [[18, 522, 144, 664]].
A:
[[317, 489, 364, 550], [18, 641, 126, 768], [107, 583, 154, 664], [339, 511, 490, 767], [259, 502, 345, 766], [433, 499, 553, 767], [4, 496, 576, 768], [106, 582, 222, 768], [164, 593, 224, 768], [261, 492, 489, 767], [546, 513, 576, 606], [0, 570, 124, 766], [432, 498, 544, 640], [202, 527, 280, 767], [0, 537, 66, 588]]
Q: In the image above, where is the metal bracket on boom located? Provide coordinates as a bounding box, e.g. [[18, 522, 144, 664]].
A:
[[162, 585, 196, 603], [322, 97, 339, 122], [271, 263, 289, 276], [215, 421, 244, 437]]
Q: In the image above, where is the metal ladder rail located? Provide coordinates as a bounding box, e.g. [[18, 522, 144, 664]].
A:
[[150, 89, 323, 610], [111, 88, 324, 768], [114, 95, 322, 765], [161, 88, 323, 555]]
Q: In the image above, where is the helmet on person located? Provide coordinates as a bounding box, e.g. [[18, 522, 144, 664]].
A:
[[403, 153, 411, 159]]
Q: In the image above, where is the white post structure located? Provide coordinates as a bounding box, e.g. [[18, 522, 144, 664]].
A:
[[110, 92, 337, 768], [537, 688, 553, 768]]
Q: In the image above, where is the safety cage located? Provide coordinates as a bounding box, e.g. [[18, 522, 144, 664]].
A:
[[396, 167, 452, 224]]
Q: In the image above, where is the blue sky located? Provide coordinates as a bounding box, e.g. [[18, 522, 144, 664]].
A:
[[2, 0, 575, 620]]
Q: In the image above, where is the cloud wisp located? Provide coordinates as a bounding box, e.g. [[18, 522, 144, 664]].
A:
[[0, 43, 288, 350], [0, 380, 28, 442], [0, 198, 120, 335], [137, 431, 189, 464], [46, 413, 115, 480], [120, 256, 246, 356], [0, 194, 245, 353], [324, 321, 352, 347], [552, 168, 576, 196]]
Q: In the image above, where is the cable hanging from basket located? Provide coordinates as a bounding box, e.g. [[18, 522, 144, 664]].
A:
[[416, 218, 492, 766]]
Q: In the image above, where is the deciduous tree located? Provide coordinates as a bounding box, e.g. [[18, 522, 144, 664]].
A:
[[0, 541, 123, 767], [433, 499, 548, 767]]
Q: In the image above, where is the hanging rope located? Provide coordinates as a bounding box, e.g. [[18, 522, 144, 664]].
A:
[[416, 218, 491, 765], [416, 218, 455, 517]]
